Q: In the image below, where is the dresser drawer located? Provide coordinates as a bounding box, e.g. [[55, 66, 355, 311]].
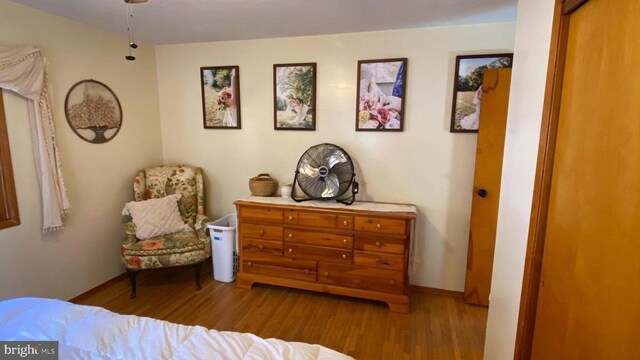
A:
[[336, 215, 354, 230], [239, 206, 283, 223], [353, 251, 404, 271], [284, 243, 352, 264], [240, 223, 283, 241], [284, 210, 298, 225], [285, 229, 353, 249], [242, 238, 283, 256], [355, 217, 406, 235], [354, 234, 405, 254], [318, 263, 404, 294], [297, 211, 337, 228], [243, 255, 317, 282]]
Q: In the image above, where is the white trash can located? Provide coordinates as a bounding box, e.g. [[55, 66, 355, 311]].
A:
[[207, 213, 238, 283]]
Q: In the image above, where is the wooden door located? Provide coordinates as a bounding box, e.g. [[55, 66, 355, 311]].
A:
[[529, 0, 640, 357], [464, 68, 512, 305]]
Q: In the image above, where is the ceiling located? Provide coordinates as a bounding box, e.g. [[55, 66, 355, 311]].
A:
[[10, 0, 518, 45]]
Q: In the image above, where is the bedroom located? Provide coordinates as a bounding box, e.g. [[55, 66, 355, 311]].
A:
[[2, 0, 636, 359]]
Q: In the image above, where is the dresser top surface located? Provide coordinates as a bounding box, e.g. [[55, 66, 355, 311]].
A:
[[235, 196, 416, 216]]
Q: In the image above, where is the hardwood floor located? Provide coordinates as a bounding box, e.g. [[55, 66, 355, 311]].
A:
[[74, 263, 487, 359]]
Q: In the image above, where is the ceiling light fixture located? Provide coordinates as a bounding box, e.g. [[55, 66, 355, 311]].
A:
[[124, 0, 148, 61]]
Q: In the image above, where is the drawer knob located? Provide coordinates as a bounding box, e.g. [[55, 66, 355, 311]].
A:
[[258, 244, 264, 250], [375, 241, 382, 247], [288, 216, 293, 221], [288, 248, 293, 253], [288, 233, 293, 238], [389, 280, 395, 286], [375, 257, 381, 263], [259, 230, 265, 236], [343, 220, 348, 226], [342, 254, 347, 259], [323, 271, 329, 276], [376, 223, 382, 229], [343, 239, 348, 244], [247, 262, 252, 267], [305, 269, 310, 274]]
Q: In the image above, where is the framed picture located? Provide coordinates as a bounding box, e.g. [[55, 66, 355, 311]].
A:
[[356, 58, 407, 131], [64, 79, 122, 144], [450, 54, 513, 133], [200, 66, 241, 129], [273, 63, 316, 130]]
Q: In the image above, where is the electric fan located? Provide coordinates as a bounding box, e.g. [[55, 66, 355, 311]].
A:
[[291, 143, 359, 205]]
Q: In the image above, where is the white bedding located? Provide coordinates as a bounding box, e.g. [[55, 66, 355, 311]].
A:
[[0, 298, 352, 360]]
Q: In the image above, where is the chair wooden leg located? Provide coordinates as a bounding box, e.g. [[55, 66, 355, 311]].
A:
[[195, 261, 203, 290], [127, 269, 138, 298]]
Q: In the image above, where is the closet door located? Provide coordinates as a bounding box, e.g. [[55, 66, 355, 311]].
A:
[[531, 0, 640, 358]]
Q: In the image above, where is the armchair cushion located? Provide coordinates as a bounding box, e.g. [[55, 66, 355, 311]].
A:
[[121, 228, 210, 270], [122, 194, 189, 239]]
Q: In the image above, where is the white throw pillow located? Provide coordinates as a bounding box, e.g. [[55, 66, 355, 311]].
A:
[[122, 194, 190, 239]]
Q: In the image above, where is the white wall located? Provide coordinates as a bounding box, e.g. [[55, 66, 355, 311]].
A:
[[0, 0, 163, 300], [155, 23, 515, 291], [484, 0, 556, 358]]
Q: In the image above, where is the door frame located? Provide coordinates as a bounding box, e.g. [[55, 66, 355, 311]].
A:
[[514, 0, 590, 358]]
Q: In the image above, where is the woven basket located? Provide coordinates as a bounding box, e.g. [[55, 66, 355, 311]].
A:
[[249, 173, 278, 196]]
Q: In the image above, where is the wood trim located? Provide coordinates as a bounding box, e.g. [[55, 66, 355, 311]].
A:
[[409, 285, 464, 298], [70, 273, 127, 303], [562, 0, 589, 14], [0, 91, 20, 229], [514, 0, 590, 358]]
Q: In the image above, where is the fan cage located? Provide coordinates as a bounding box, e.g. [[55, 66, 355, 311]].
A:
[[292, 143, 358, 205]]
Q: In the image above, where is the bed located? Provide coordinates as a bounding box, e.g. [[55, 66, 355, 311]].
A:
[[0, 298, 352, 359]]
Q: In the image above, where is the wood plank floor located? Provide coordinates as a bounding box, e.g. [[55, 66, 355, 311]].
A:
[[74, 263, 487, 359]]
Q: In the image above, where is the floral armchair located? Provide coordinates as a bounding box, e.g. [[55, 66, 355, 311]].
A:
[[120, 165, 211, 298]]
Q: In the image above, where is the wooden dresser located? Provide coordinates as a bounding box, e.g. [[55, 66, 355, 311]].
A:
[[234, 197, 416, 313]]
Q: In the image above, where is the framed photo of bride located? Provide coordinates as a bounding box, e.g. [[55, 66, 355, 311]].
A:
[[200, 66, 241, 129], [273, 63, 316, 130]]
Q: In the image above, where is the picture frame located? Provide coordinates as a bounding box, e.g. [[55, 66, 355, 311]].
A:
[[200, 65, 241, 129], [450, 54, 513, 133], [355, 58, 407, 132], [273, 63, 316, 130], [64, 79, 122, 144]]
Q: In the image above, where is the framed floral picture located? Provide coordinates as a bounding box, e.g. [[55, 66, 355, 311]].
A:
[[450, 54, 513, 133], [200, 66, 241, 129], [356, 58, 407, 131], [273, 63, 316, 130]]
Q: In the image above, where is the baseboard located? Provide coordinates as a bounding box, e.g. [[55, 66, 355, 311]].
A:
[[70, 272, 127, 303], [409, 285, 464, 298]]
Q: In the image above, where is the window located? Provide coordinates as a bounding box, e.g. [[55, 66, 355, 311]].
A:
[[0, 91, 19, 229]]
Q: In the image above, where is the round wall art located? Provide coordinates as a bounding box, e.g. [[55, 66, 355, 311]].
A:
[[64, 79, 122, 144]]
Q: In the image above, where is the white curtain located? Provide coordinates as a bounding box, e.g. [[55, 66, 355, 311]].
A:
[[0, 46, 70, 232]]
